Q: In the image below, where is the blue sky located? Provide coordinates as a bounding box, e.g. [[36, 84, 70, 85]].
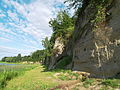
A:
[[0, 0, 65, 59]]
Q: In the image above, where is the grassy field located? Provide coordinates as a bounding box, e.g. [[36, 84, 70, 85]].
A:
[[0, 64, 120, 90], [0, 64, 38, 89], [3, 66, 61, 90]]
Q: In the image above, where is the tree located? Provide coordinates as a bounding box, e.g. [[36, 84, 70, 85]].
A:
[[49, 10, 74, 44], [31, 50, 45, 62], [1, 57, 7, 62], [42, 37, 53, 57], [15, 54, 22, 62]]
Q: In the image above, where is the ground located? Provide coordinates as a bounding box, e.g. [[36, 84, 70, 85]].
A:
[[4, 66, 59, 90], [3, 65, 120, 90]]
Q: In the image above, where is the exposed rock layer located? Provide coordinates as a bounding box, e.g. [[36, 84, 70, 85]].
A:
[[72, 0, 120, 78], [47, 0, 120, 78]]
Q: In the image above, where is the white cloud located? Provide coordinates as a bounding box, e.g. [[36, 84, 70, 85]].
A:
[[0, 14, 5, 17], [0, 0, 66, 58], [0, 37, 11, 42], [8, 0, 64, 41], [0, 45, 35, 58], [7, 10, 20, 22]]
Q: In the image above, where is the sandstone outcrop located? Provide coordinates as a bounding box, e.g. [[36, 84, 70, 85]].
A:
[[47, 37, 65, 69], [46, 0, 120, 78], [72, 0, 120, 78]]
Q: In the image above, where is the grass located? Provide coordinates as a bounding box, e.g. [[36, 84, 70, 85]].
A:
[[44, 68, 80, 81], [0, 61, 22, 64], [1, 63, 120, 90], [82, 79, 95, 88], [81, 78, 120, 89], [0, 64, 38, 89], [0, 64, 37, 72], [0, 71, 19, 88], [3, 66, 62, 90], [101, 79, 120, 88], [56, 71, 79, 81]]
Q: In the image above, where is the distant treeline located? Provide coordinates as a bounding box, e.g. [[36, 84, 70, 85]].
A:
[[1, 50, 45, 63]]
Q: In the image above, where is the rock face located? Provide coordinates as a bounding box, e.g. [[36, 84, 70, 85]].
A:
[[72, 0, 120, 78], [46, 0, 120, 78], [53, 37, 64, 56], [48, 37, 64, 69]]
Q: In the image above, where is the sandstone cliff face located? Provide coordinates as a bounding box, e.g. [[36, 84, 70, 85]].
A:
[[46, 0, 120, 78], [72, 0, 120, 78], [48, 37, 64, 69]]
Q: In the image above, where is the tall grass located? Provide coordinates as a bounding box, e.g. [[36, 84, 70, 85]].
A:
[[0, 64, 38, 89], [0, 71, 19, 88]]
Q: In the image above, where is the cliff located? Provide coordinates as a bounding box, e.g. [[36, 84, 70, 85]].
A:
[[72, 0, 120, 78], [46, 0, 120, 78]]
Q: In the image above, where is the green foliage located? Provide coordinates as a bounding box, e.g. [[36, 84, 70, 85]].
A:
[[58, 71, 79, 81], [49, 10, 74, 44], [0, 64, 37, 89], [101, 79, 120, 88], [22, 55, 32, 62], [31, 50, 45, 62], [1, 54, 22, 63], [49, 11, 73, 32], [83, 79, 95, 88], [90, 0, 112, 32], [1, 49, 46, 63], [93, 0, 112, 6], [16, 54, 22, 62], [0, 71, 19, 88], [91, 6, 106, 32], [55, 56, 72, 69], [42, 37, 53, 57]]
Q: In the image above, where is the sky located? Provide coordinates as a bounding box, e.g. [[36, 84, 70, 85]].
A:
[[0, 0, 66, 59]]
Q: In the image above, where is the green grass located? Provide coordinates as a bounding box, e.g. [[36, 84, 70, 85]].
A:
[[0, 64, 38, 89], [0, 65, 37, 72], [0, 61, 22, 64], [57, 71, 79, 81], [0, 71, 19, 88], [1, 64, 120, 90], [3, 66, 63, 90], [101, 79, 120, 88], [81, 78, 120, 89], [83, 79, 95, 88]]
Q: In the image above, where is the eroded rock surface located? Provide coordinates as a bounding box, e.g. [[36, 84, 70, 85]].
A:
[[45, 0, 120, 78], [72, 0, 120, 78], [48, 37, 64, 69]]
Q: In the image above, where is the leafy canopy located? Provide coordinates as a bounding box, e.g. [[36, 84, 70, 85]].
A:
[[49, 10, 74, 44]]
